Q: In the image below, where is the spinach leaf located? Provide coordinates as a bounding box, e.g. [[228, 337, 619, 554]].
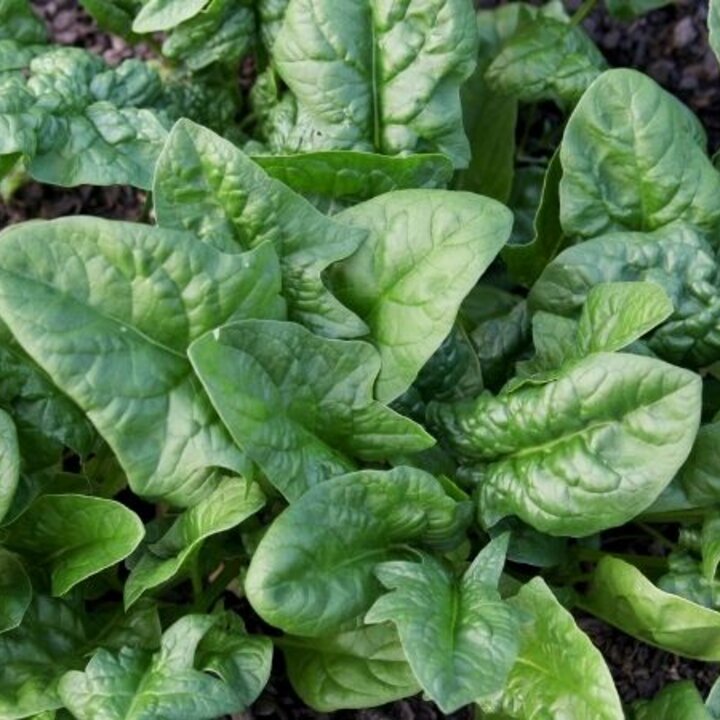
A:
[[631, 681, 710, 720], [0, 549, 30, 633], [132, 0, 208, 33]]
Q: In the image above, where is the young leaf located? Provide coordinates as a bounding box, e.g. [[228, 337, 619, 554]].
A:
[[59, 613, 271, 719], [632, 681, 710, 720], [125, 477, 264, 609], [3, 494, 144, 595], [711, 0, 720, 66], [0, 217, 283, 506], [583, 556, 720, 661], [245, 467, 471, 636], [0, 408, 19, 524], [132, 0, 208, 33], [366, 537, 522, 713], [153, 120, 367, 338], [0, 0, 46, 43], [429, 353, 702, 536], [479, 578, 623, 720], [190, 320, 433, 501], [333, 190, 512, 401], [560, 69, 720, 241], [574, 282, 673, 356], [282, 624, 420, 712], [679, 419, 720, 504], [606, 0, 673, 21], [0, 549, 30, 633], [486, 15, 605, 105], [77, 0, 141, 40], [529, 224, 720, 367], [702, 516, 720, 584], [272, 0, 479, 166]]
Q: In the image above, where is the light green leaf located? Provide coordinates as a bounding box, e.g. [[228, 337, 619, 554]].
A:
[[272, 0, 478, 167], [606, 0, 673, 20], [711, 0, 720, 65], [366, 538, 522, 713], [3, 494, 144, 595], [58, 613, 269, 719], [584, 556, 720, 660], [132, 0, 208, 32], [575, 282, 673, 356], [529, 224, 720, 367], [282, 623, 420, 712], [679, 420, 720, 504], [254, 151, 454, 206], [153, 119, 366, 338], [0, 217, 283, 506], [0, 549, 30, 633], [429, 353, 702, 536], [479, 578, 623, 720], [0, 408, 19, 523], [162, 0, 255, 71], [633, 681, 710, 720], [258, 0, 288, 50], [0, 596, 87, 718], [189, 320, 433, 501], [333, 190, 512, 401], [486, 15, 605, 105], [703, 516, 720, 584], [657, 551, 720, 610], [0, 49, 170, 189], [125, 477, 264, 609], [245, 466, 471, 636], [560, 69, 720, 241]]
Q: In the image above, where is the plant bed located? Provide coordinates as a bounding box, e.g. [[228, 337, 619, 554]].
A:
[[2, 0, 720, 718]]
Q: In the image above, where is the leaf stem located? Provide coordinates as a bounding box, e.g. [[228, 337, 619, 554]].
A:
[[636, 522, 677, 551], [570, 0, 598, 27]]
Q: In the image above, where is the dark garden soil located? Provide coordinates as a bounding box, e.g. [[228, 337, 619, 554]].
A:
[[3, 0, 720, 717]]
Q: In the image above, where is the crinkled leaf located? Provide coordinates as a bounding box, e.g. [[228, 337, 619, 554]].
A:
[[190, 320, 433, 501], [0, 217, 283, 506], [0, 595, 86, 718], [3, 494, 144, 595], [584, 556, 720, 660], [0, 49, 170, 188], [162, 0, 255, 71], [366, 537, 522, 713], [254, 151, 454, 206], [429, 353, 702, 536], [125, 477, 264, 608], [679, 420, 720, 505], [282, 624, 420, 712], [0, 408, 19, 523], [245, 467, 471, 636], [0, 0, 46, 43], [272, 0, 478, 167], [58, 614, 268, 719], [132, 0, 208, 32], [530, 224, 720, 367], [560, 69, 720, 241], [154, 120, 366, 338], [479, 578, 623, 720], [333, 190, 512, 401], [657, 552, 720, 610], [0, 549, 30, 633], [486, 15, 605, 105], [258, 0, 288, 50]]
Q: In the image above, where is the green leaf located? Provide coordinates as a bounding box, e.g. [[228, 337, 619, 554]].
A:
[[583, 556, 720, 660], [258, 0, 288, 50], [606, 0, 673, 21], [0, 408, 19, 523], [708, 674, 720, 718], [560, 69, 720, 241], [633, 681, 710, 720], [575, 282, 673, 356], [486, 15, 605, 105], [429, 353, 702, 536], [0, 549, 30, 633], [282, 624, 420, 712], [711, 0, 720, 66], [0, 49, 170, 189], [657, 551, 720, 610], [132, 0, 208, 32], [3, 494, 144, 595], [254, 151, 454, 206], [0, 595, 87, 718], [479, 578, 623, 720], [77, 0, 142, 40], [679, 420, 720, 504], [703, 516, 720, 584], [162, 0, 255, 71], [272, 0, 478, 167], [245, 466, 471, 636], [153, 119, 367, 338], [0, 0, 46, 43], [333, 190, 512, 401], [529, 224, 720, 367], [190, 320, 433, 501], [125, 477, 264, 608], [366, 537, 522, 713], [58, 613, 270, 719], [0, 217, 283, 506]]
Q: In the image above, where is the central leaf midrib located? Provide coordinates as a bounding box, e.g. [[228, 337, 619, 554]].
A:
[[369, 7, 382, 152]]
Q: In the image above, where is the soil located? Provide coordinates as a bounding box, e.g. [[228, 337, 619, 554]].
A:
[[3, 0, 720, 717]]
